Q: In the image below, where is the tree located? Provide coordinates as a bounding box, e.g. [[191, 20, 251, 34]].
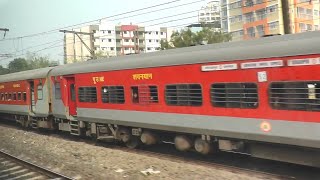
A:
[[170, 29, 197, 48], [160, 39, 173, 50], [8, 58, 29, 73], [26, 53, 51, 69], [0, 65, 9, 75], [161, 26, 232, 50], [1, 53, 53, 75]]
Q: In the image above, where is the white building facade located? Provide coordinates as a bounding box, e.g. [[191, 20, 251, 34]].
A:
[[198, 0, 221, 24]]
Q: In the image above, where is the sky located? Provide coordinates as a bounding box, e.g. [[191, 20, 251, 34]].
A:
[[0, 0, 206, 66]]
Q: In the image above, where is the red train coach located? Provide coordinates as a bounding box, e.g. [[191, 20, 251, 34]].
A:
[[0, 67, 54, 128], [47, 31, 320, 167], [1, 31, 320, 167]]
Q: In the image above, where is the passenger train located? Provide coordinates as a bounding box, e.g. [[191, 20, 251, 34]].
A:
[[0, 31, 320, 167]]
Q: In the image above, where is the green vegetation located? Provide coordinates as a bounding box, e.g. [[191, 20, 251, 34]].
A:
[[0, 53, 56, 75], [161, 26, 232, 50]]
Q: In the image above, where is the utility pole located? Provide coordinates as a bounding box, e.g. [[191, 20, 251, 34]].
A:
[[281, 0, 291, 34], [59, 30, 96, 62], [0, 28, 9, 39]]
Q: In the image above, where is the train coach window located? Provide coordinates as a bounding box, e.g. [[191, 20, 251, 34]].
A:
[[165, 84, 202, 106], [211, 83, 258, 108], [78, 87, 97, 103], [0, 93, 3, 101], [101, 86, 125, 104], [5, 93, 7, 101], [23, 92, 27, 101], [270, 81, 320, 111], [13, 93, 17, 101], [37, 85, 43, 100], [8, 93, 12, 101], [18, 92, 22, 101], [55, 83, 61, 99], [130, 85, 159, 104]]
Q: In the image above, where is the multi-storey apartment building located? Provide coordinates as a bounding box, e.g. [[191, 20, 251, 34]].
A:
[[65, 23, 172, 63], [65, 25, 99, 64], [222, 0, 320, 41], [198, 0, 221, 24], [289, 0, 320, 33]]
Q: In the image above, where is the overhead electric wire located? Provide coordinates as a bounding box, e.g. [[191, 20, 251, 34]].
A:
[[2, 0, 319, 62], [0, 0, 188, 42], [137, 9, 199, 24]]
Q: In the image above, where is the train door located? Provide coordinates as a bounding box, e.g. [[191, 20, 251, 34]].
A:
[[66, 77, 77, 116], [29, 81, 35, 112]]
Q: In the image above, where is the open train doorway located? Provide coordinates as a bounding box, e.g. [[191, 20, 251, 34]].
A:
[[29, 80, 35, 112]]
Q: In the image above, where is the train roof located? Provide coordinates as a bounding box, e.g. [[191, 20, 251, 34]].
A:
[[0, 67, 53, 83], [50, 31, 320, 76]]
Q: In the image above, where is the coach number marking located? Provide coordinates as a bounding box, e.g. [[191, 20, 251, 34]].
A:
[[13, 84, 20, 88], [133, 73, 153, 80], [92, 76, 105, 84]]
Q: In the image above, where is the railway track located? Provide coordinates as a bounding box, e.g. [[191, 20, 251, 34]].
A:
[[1, 121, 319, 180], [0, 149, 73, 180]]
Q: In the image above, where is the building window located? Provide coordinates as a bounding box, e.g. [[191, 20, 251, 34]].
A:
[[160, 32, 164, 35], [108, 30, 112, 34], [110, 47, 115, 51], [131, 86, 158, 104], [268, 21, 279, 30], [149, 39, 152, 43], [124, 39, 129, 42], [101, 86, 125, 104], [247, 27, 255, 37], [270, 81, 320, 111], [211, 83, 258, 108], [229, 0, 241, 9], [38, 85, 43, 100], [78, 87, 97, 103], [165, 84, 202, 106], [124, 31, 128, 34], [266, 5, 278, 14], [245, 12, 254, 22], [256, 25, 265, 36], [244, 0, 254, 7], [55, 83, 61, 99], [124, 47, 129, 50], [307, 24, 312, 31], [299, 23, 306, 32], [108, 39, 112, 42], [147, 47, 151, 50]]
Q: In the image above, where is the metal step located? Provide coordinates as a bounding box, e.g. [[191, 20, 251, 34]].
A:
[[69, 120, 80, 136], [30, 119, 37, 129]]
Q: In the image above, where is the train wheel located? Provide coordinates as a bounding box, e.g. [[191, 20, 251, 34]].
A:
[[174, 135, 193, 151], [125, 136, 141, 149], [194, 138, 212, 155]]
